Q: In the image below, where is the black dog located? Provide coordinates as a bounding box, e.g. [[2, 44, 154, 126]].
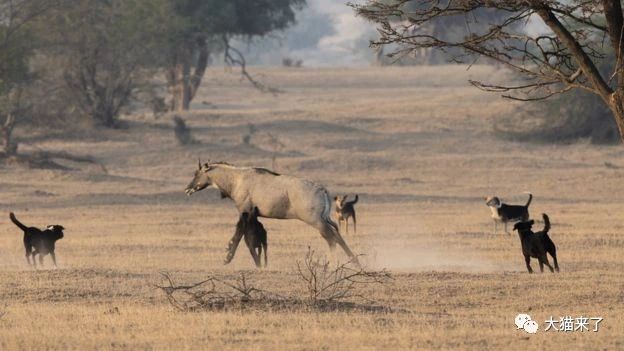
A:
[[485, 193, 532, 234], [224, 207, 268, 268], [513, 213, 559, 273], [242, 207, 267, 268], [10, 212, 65, 268]]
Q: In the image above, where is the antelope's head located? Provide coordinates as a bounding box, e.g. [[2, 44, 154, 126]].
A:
[[185, 159, 215, 196]]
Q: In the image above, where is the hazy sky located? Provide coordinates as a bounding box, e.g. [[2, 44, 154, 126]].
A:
[[303, 0, 375, 66], [237, 0, 376, 66]]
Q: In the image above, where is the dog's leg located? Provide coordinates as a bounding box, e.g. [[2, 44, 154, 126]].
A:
[[25, 248, 31, 266], [551, 250, 559, 272], [50, 252, 57, 268], [541, 255, 554, 273], [345, 216, 349, 235], [539, 259, 544, 273], [31, 252, 37, 269], [504, 221, 509, 234], [524, 255, 533, 273], [352, 212, 357, 235], [39, 254, 44, 267]]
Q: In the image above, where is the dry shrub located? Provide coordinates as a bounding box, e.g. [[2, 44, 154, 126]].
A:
[[156, 250, 392, 313], [296, 249, 391, 306], [157, 272, 287, 312]]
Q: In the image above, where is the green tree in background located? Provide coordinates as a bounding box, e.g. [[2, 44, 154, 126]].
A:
[[164, 0, 305, 111], [39, 0, 175, 127]]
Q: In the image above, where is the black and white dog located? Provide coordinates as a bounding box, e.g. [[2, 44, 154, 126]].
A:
[[485, 193, 532, 234]]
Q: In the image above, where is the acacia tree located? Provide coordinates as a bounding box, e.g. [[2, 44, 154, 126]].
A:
[[351, 1, 624, 142], [165, 0, 305, 111]]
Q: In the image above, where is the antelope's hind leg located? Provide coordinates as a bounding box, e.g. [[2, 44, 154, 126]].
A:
[[249, 246, 261, 268]]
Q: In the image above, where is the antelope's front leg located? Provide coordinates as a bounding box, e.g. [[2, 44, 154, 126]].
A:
[[224, 215, 245, 265]]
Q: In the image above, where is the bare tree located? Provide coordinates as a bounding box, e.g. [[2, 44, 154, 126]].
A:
[[351, 1, 624, 142]]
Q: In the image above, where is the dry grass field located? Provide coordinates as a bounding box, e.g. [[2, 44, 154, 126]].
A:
[[0, 66, 623, 350]]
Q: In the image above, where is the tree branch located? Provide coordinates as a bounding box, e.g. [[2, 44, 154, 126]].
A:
[[527, 2, 612, 100]]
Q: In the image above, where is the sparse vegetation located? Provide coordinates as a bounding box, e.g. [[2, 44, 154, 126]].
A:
[[157, 249, 391, 313]]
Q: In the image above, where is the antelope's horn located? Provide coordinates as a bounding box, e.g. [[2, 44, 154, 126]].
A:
[[198, 158, 202, 169]]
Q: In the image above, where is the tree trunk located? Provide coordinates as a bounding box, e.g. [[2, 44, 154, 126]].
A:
[[167, 41, 209, 112], [609, 92, 624, 143], [1, 114, 17, 155], [168, 61, 191, 111]]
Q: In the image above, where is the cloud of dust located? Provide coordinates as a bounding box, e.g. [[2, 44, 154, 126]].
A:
[[0, 249, 29, 271], [359, 238, 506, 273]]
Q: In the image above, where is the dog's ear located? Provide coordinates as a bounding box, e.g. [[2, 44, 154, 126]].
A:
[[333, 196, 338, 201]]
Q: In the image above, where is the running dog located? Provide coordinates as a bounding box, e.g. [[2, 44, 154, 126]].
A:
[[513, 213, 559, 273], [9, 212, 65, 268]]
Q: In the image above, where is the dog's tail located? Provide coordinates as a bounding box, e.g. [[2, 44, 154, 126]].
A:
[[9, 212, 28, 231], [347, 194, 359, 205], [524, 192, 533, 208], [542, 213, 550, 233]]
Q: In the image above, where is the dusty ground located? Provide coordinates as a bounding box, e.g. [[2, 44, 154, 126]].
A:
[[0, 66, 623, 350]]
